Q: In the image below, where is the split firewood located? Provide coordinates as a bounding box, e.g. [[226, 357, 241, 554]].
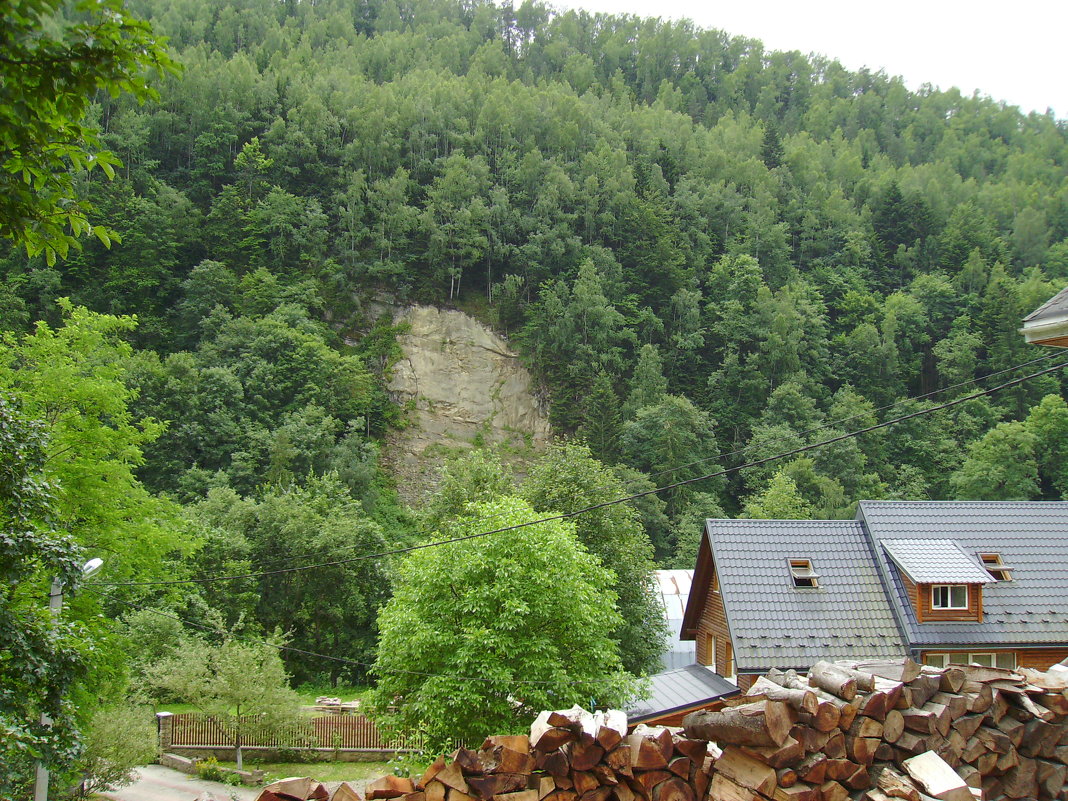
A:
[[848, 658, 922, 684], [1036, 692, 1068, 717], [920, 701, 952, 737], [960, 685, 992, 715], [974, 725, 1012, 754], [571, 772, 601, 796], [736, 736, 803, 770], [648, 777, 693, 801], [1037, 758, 1067, 799], [1019, 718, 1059, 758], [541, 751, 570, 780], [604, 746, 633, 777], [995, 746, 1019, 773], [671, 738, 706, 764], [682, 701, 792, 748], [531, 777, 555, 801], [794, 754, 827, 786], [714, 746, 778, 797], [893, 731, 930, 755], [949, 713, 984, 741], [883, 709, 905, 744], [1001, 756, 1038, 799], [902, 707, 939, 735], [666, 757, 690, 780], [333, 783, 364, 801], [569, 739, 604, 772], [846, 734, 880, 765], [771, 781, 820, 801], [875, 741, 896, 761], [633, 771, 673, 795], [425, 783, 447, 801], [484, 736, 531, 754], [627, 730, 671, 770], [368, 779, 416, 801], [749, 676, 819, 715], [822, 729, 846, 759], [775, 767, 797, 789], [807, 661, 859, 701], [818, 779, 849, 801], [902, 751, 973, 801], [954, 665, 1024, 684], [936, 667, 966, 694], [928, 693, 967, 721], [611, 784, 634, 801], [874, 765, 920, 801], [993, 714, 1026, 747], [434, 765, 470, 795], [908, 675, 942, 710], [708, 772, 759, 801]]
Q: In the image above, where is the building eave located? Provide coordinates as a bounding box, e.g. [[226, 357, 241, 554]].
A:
[[1020, 317, 1068, 348]]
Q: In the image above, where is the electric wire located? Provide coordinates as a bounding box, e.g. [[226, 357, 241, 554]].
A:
[[245, 349, 1063, 573], [89, 355, 1068, 589], [84, 587, 630, 687]]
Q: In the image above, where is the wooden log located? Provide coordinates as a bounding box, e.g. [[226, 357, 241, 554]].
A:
[[794, 754, 827, 786], [807, 662, 858, 701], [610, 785, 633, 801], [771, 782, 819, 801], [846, 735, 880, 765], [996, 747, 1020, 773], [436, 764, 471, 795], [484, 736, 531, 754], [928, 693, 967, 721], [454, 749, 486, 775], [893, 731, 929, 755], [672, 738, 706, 764], [908, 675, 942, 710], [736, 736, 803, 770], [495, 791, 540, 801], [920, 702, 952, 738], [823, 730, 846, 759], [1019, 718, 1059, 759], [848, 717, 884, 739], [882, 709, 905, 744], [874, 766, 919, 801], [901, 751, 972, 801], [715, 746, 778, 797], [649, 778, 693, 801], [818, 780, 849, 801], [902, 708, 938, 735], [422, 758, 448, 789], [840, 761, 872, 791], [994, 715, 1026, 748], [955, 665, 1024, 684], [1036, 692, 1068, 717], [1037, 759, 1067, 800], [426, 783, 447, 801], [1001, 757, 1038, 799], [571, 773, 600, 796], [682, 701, 792, 748], [950, 714, 984, 741], [776, 768, 798, 789], [542, 751, 570, 780], [708, 772, 760, 801], [605, 746, 632, 777], [627, 735, 669, 771], [962, 685, 992, 714], [956, 764, 980, 789], [975, 725, 1012, 754], [973, 752, 997, 775], [936, 667, 966, 694], [591, 765, 618, 787], [531, 777, 555, 801], [480, 747, 536, 776], [989, 690, 1010, 724], [468, 776, 528, 799], [874, 742, 896, 762], [569, 740, 604, 772], [750, 676, 820, 715], [545, 793, 578, 801], [960, 736, 985, 765], [666, 757, 690, 780], [596, 711, 628, 752], [823, 759, 855, 782], [793, 725, 830, 754], [532, 711, 579, 752], [849, 658, 922, 684]]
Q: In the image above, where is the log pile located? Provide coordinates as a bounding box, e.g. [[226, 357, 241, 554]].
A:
[[256, 659, 1068, 801], [682, 658, 1068, 801]]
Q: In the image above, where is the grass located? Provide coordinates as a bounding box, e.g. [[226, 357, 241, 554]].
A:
[[220, 760, 391, 784], [293, 684, 367, 706]]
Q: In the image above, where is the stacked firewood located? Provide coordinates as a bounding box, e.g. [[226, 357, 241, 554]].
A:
[[683, 658, 1068, 801], [255, 659, 1068, 801]]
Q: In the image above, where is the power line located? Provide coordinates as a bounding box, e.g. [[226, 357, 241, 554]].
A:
[[86, 588, 631, 688], [90, 355, 1068, 589], [198, 349, 1065, 575]]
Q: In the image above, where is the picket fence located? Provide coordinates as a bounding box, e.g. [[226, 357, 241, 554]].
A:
[[169, 711, 412, 751]]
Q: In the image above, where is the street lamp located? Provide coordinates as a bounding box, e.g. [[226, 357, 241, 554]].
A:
[[34, 558, 103, 801]]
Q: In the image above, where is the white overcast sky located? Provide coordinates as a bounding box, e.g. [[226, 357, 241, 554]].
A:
[[556, 0, 1067, 119]]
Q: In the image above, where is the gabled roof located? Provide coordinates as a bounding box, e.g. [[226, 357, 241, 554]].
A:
[[881, 539, 992, 585], [626, 664, 739, 724], [858, 501, 1068, 647], [1024, 285, 1068, 323], [683, 519, 908, 672]]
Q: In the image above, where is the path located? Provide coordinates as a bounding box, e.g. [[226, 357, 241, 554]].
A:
[[99, 764, 260, 801]]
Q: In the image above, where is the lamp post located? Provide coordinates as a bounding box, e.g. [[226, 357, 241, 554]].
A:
[[33, 558, 103, 801]]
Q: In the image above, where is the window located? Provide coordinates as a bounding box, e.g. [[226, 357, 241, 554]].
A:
[[924, 651, 1016, 669], [723, 639, 735, 679], [706, 634, 717, 671], [979, 553, 1013, 581], [789, 559, 820, 588], [931, 584, 968, 609], [925, 653, 948, 668]]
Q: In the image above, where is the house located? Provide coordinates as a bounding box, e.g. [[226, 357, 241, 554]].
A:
[[680, 501, 1068, 690], [1021, 285, 1068, 347], [625, 663, 739, 727]]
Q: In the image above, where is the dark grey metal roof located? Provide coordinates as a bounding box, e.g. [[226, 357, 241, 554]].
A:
[[1023, 285, 1068, 323], [858, 501, 1068, 647], [882, 539, 993, 584], [704, 519, 909, 672], [627, 664, 740, 722]]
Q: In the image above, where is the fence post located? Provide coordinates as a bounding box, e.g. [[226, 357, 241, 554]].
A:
[[156, 712, 174, 752]]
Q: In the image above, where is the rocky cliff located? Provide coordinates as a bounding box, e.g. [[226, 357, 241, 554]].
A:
[[382, 305, 551, 503]]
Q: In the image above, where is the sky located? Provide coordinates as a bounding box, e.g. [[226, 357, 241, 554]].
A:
[[556, 0, 1068, 119]]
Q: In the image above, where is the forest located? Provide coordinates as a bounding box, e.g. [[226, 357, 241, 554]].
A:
[[3, 0, 1068, 791]]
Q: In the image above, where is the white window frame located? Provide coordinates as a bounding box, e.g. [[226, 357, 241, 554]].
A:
[[925, 651, 1016, 669], [925, 653, 948, 668], [931, 584, 968, 609], [789, 558, 820, 589]]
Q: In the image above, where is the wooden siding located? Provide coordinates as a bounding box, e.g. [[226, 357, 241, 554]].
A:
[[904, 576, 983, 623], [920, 648, 1068, 672], [695, 566, 733, 678]]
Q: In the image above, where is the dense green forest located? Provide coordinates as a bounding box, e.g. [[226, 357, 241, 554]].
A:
[[4, 0, 1068, 790]]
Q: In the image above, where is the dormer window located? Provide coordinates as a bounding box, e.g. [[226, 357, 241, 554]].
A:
[[931, 585, 968, 610], [789, 559, 819, 588], [979, 553, 1013, 581]]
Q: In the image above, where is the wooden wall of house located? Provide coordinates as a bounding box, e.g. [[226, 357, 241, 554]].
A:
[[902, 575, 983, 622], [694, 566, 732, 677]]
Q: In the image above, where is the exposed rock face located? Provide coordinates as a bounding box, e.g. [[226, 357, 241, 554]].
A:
[[383, 305, 551, 502]]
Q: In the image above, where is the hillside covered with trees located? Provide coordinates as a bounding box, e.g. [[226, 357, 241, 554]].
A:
[[3, 0, 1068, 789]]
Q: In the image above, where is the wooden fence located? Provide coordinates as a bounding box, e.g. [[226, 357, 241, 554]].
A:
[[168, 712, 413, 751]]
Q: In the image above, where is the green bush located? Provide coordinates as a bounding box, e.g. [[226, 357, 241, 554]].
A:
[[195, 756, 226, 781]]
